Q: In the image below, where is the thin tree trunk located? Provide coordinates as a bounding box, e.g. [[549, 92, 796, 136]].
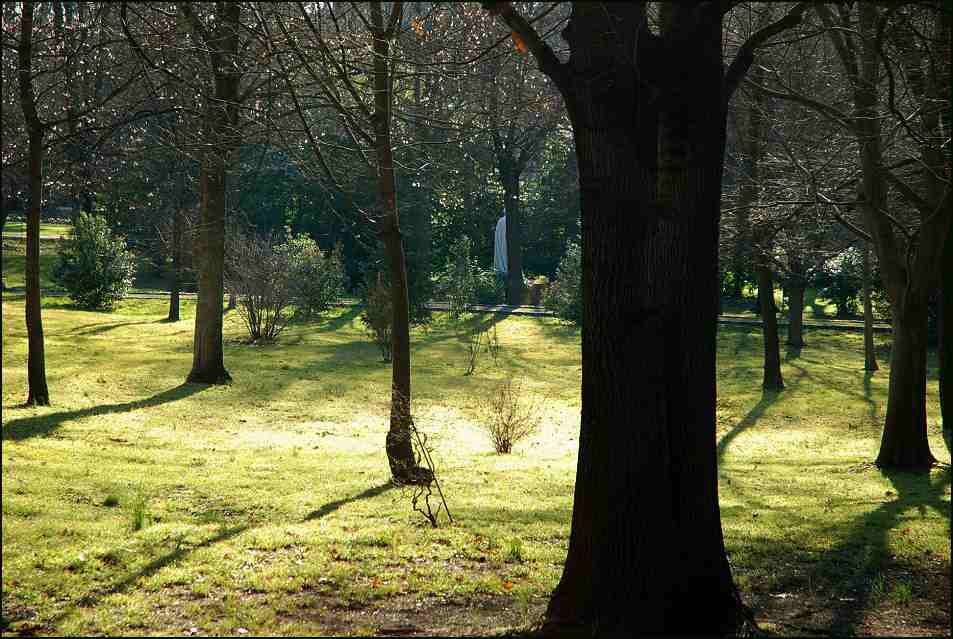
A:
[[18, 1, 50, 406], [168, 206, 181, 322], [185, 2, 240, 385], [188, 158, 231, 382], [863, 241, 878, 371], [371, 1, 429, 486], [758, 263, 784, 390], [501, 166, 524, 305], [876, 300, 936, 469], [786, 281, 805, 348], [543, 5, 743, 633]]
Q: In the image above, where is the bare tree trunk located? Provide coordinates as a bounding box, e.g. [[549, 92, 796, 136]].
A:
[[500, 165, 524, 305], [185, 2, 240, 385], [938, 219, 951, 439], [863, 241, 878, 371], [371, 1, 429, 486], [168, 205, 181, 322], [876, 299, 936, 469], [786, 281, 805, 348], [758, 263, 784, 390], [18, 0, 50, 406]]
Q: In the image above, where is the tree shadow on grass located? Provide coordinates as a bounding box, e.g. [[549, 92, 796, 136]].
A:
[[64, 318, 163, 336], [1, 383, 207, 442], [799, 466, 951, 635], [303, 482, 395, 521], [44, 524, 249, 631], [718, 390, 783, 466], [309, 304, 363, 333]]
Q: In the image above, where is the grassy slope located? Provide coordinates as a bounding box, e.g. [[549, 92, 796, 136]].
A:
[[1, 298, 949, 636]]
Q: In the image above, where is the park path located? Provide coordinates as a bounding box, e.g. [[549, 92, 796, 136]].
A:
[[0, 287, 893, 333]]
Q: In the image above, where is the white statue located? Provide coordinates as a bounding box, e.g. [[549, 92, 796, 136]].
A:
[[493, 216, 507, 274]]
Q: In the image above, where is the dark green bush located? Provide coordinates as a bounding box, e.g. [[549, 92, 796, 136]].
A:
[[360, 271, 392, 362], [280, 233, 347, 319], [543, 239, 582, 324], [51, 211, 136, 310]]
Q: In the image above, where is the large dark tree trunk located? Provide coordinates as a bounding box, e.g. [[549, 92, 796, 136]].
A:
[[538, 5, 743, 633], [185, 3, 241, 385], [863, 241, 879, 371], [876, 300, 936, 469], [941, 221, 952, 435], [500, 165, 523, 305], [758, 264, 784, 390], [18, 1, 50, 406], [786, 281, 805, 348], [371, 1, 430, 486]]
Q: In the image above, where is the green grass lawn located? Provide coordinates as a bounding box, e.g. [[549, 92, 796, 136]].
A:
[[2, 222, 73, 238], [1, 298, 949, 636], [2, 240, 176, 293]]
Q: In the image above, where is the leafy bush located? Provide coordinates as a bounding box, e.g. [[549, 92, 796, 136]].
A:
[[815, 248, 863, 317], [543, 239, 582, 324], [361, 271, 392, 362], [480, 376, 542, 454], [225, 229, 345, 342], [433, 237, 504, 313], [51, 211, 136, 310], [280, 233, 347, 319], [224, 230, 294, 342]]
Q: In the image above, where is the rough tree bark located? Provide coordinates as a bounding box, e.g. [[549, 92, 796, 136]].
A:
[[371, 1, 430, 486], [862, 241, 878, 371], [17, 0, 50, 406], [483, 2, 805, 632], [184, 2, 241, 384]]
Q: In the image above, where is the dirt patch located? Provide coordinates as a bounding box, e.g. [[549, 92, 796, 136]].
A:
[[746, 563, 950, 636], [276, 590, 545, 636]]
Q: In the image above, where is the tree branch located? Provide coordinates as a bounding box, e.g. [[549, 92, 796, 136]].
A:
[[481, 1, 567, 88], [724, 2, 809, 106]]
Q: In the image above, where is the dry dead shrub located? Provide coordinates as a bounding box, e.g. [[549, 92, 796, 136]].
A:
[[480, 376, 542, 454]]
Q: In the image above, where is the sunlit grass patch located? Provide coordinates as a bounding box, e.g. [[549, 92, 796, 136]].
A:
[[2, 300, 949, 635]]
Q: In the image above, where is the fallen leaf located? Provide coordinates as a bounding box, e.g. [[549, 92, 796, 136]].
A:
[[511, 31, 527, 54]]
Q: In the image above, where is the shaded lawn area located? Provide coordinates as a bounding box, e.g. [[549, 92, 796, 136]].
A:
[[1, 298, 949, 636]]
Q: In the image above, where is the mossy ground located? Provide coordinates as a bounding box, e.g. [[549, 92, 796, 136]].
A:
[[1, 295, 949, 636]]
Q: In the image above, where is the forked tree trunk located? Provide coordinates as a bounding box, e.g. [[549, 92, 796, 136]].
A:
[[786, 281, 805, 348], [862, 241, 878, 371], [18, 1, 50, 406], [540, 5, 743, 633], [758, 264, 784, 390], [876, 300, 936, 469], [371, 1, 429, 486], [500, 166, 524, 305]]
